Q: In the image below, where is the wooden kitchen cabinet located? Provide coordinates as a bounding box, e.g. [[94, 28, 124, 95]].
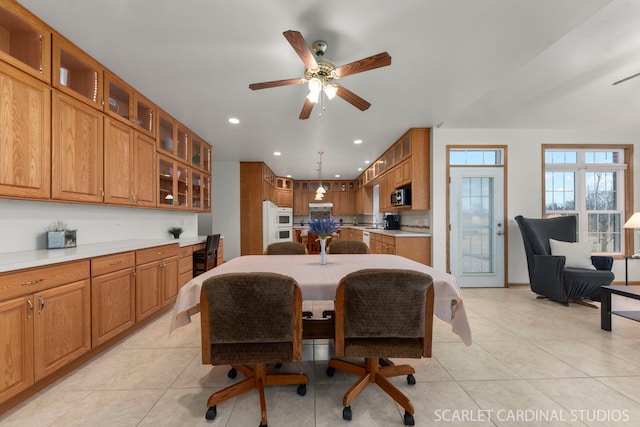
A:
[[157, 155, 189, 209], [368, 231, 431, 265], [135, 244, 179, 321], [0, 1, 51, 83], [191, 133, 211, 172], [34, 279, 91, 380], [52, 34, 103, 111], [0, 62, 50, 199], [157, 109, 189, 163], [104, 71, 156, 138], [0, 260, 91, 404], [104, 117, 156, 207], [178, 246, 193, 288], [51, 90, 104, 203], [90, 252, 136, 347]]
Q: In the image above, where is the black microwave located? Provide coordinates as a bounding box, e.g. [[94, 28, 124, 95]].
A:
[[391, 188, 411, 206]]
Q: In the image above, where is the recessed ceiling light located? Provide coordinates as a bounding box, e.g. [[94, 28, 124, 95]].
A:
[[353, 139, 362, 144], [273, 152, 281, 156], [286, 174, 292, 178], [357, 168, 363, 171], [364, 160, 370, 164], [334, 174, 340, 178], [228, 117, 240, 124]]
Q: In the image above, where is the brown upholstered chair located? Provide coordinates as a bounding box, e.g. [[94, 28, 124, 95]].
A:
[[200, 272, 308, 426], [264, 241, 308, 255], [327, 269, 434, 426], [193, 234, 220, 276], [327, 240, 370, 254]]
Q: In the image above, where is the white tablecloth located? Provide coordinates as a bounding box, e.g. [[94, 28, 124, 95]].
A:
[[170, 254, 472, 345]]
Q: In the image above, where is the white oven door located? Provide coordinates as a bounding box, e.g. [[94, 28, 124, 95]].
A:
[[274, 228, 292, 242], [274, 208, 293, 227]]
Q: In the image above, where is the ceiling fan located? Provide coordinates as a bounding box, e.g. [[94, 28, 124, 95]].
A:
[[249, 30, 391, 119]]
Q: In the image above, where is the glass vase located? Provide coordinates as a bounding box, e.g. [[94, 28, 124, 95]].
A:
[[320, 238, 327, 265]]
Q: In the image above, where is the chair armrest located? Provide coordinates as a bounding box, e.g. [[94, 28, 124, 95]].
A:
[[591, 255, 613, 271]]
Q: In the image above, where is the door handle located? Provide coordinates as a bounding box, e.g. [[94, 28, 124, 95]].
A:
[[38, 295, 45, 313], [496, 230, 504, 236]]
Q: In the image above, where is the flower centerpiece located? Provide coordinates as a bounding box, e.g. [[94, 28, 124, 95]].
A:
[[308, 218, 339, 264]]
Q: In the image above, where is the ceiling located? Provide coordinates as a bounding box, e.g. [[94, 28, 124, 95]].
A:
[[16, 0, 640, 179]]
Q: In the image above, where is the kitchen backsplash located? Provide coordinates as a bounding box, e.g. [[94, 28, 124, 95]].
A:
[[293, 211, 430, 232]]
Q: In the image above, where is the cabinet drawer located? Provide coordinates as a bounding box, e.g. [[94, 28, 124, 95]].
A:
[[177, 246, 192, 258], [178, 256, 192, 274], [179, 271, 192, 287], [0, 260, 90, 301], [136, 244, 178, 265], [192, 243, 206, 252], [91, 252, 135, 277], [382, 235, 395, 246]]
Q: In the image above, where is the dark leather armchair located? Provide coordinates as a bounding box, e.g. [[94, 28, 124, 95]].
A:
[[193, 234, 220, 276], [326, 269, 434, 426], [515, 215, 614, 304], [200, 272, 308, 426]]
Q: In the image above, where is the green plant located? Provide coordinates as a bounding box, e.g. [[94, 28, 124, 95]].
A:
[[47, 220, 68, 232], [168, 226, 183, 238]]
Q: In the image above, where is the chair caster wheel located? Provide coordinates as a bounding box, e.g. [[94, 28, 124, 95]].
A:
[[205, 405, 217, 420], [297, 383, 307, 396], [407, 374, 416, 385], [326, 366, 335, 377], [404, 410, 415, 426], [343, 406, 352, 421], [227, 368, 237, 378], [275, 363, 283, 369]]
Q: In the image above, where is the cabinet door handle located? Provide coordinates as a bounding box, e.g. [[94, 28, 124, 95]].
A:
[[38, 296, 45, 314], [20, 278, 44, 286], [27, 299, 34, 319]]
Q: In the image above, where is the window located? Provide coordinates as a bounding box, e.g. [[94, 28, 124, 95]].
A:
[[449, 149, 503, 166], [544, 148, 627, 254]]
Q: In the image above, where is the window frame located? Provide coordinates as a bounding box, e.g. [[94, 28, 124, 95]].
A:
[[542, 144, 634, 258]]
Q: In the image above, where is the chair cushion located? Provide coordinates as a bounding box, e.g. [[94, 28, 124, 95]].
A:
[[344, 337, 423, 358], [549, 238, 596, 270], [210, 342, 293, 365]]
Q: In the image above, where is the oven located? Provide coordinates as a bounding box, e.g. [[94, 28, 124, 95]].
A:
[[274, 207, 293, 228], [273, 227, 292, 243]]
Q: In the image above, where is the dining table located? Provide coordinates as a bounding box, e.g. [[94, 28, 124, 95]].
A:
[[170, 253, 472, 346]]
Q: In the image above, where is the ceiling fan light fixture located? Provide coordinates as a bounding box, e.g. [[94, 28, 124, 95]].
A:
[[306, 90, 320, 103], [324, 83, 338, 100], [308, 77, 323, 93]]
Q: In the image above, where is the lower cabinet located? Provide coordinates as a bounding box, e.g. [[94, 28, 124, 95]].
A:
[[368, 232, 432, 265], [178, 246, 194, 288], [0, 260, 91, 403], [135, 244, 179, 322], [91, 252, 136, 347]]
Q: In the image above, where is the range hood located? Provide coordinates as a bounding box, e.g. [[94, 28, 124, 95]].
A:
[[308, 203, 333, 210]]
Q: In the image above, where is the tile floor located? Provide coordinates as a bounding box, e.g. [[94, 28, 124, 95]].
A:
[[3, 288, 640, 426]]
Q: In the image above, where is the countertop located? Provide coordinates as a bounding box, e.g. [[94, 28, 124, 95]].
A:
[[294, 225, 430, 238], [0, 236, 209, 273]]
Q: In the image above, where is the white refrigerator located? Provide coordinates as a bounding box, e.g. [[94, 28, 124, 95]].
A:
[[262, 201, 293, 251]]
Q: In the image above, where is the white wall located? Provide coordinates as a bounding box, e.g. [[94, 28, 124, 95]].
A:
[[0, 198, 198, 254], [208, 161, 241, 261], [432, 128, 640, 284]]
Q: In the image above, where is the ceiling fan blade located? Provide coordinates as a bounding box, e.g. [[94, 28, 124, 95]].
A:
[[612, 71, 640, 86], [249, 78, 304, 90], [299, 98, 314, 120], [335, 85, 371, 111], [334, 52, 391, 78], [283, 30, 318, 69]]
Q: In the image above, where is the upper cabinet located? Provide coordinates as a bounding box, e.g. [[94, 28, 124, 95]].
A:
[[191, 132, 211, 172], [0, 63, 50, 199], [52, 34, 103, 111], [0, 2, 50, 83], [158, 109, 188, 162], [104, 71, 157, 138]]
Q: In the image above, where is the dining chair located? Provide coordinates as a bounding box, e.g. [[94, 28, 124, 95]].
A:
[[200, 272, 308, 426], [327, 239, 370, 254], [327, 268, 434, 426], [193, 234, 220, 276], [307, 231, 332, 254], [264, 241, 308, 254]]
